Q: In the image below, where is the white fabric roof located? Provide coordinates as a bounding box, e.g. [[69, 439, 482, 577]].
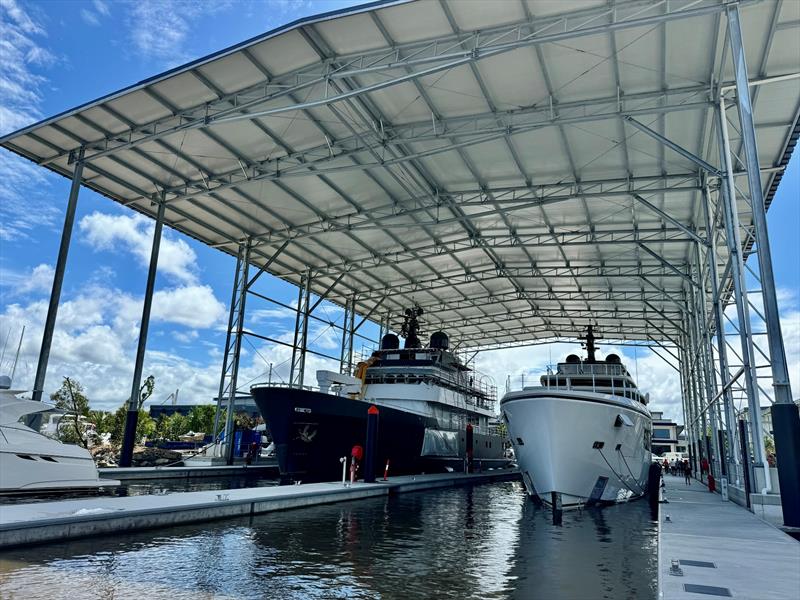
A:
[[2, 0, 798, 349]]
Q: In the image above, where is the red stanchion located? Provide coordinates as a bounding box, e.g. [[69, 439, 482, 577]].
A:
[[383, 459, 390, 481]]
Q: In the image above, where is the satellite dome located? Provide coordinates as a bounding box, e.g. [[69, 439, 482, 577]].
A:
[[381, 333, 400, 350]]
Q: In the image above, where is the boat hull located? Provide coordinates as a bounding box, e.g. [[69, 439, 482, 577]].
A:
[[252, 386, 508, 483], [501, 389, 651, 507], [0, 442, 117, 494]]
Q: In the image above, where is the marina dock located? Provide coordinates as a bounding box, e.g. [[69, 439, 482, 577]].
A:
[[658, 474, 800, 599], [0, 468, 518, 549]]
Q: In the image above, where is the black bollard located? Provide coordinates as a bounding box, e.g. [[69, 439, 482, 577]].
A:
[[364, 405, 379, 483], [648, 462, 662, 517], [551, 491, 563, 525]]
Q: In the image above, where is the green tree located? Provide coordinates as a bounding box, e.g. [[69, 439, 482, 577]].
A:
[[87, 410, 115, 440], [137, 375, 155, 410], [186, 404, 218, 435], [109, 405, 155, 447], [50, 377, 90, 448], [156, 412, 190, 440]]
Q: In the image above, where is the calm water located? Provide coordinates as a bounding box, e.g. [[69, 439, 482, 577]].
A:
[[0, 481, 657, 599]]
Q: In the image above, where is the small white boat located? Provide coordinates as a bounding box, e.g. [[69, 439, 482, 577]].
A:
[[501, 327, 652, 508], [0, 376, 119, 494]]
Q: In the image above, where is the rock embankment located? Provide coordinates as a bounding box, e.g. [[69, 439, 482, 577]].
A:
[[91, 445, 184, 468]]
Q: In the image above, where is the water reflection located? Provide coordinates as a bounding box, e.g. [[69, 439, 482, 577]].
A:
[[0, 481, 656, 599]]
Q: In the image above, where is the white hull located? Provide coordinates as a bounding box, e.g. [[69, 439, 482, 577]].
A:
[[502, 389, 651, 507], [0, 395, 118, 493]]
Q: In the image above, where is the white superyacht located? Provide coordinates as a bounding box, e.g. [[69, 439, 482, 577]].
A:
[[501, 327, 652, 508]]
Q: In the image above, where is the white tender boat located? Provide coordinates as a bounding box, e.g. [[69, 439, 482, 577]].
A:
[[0, 376, 119, 494], [501, 327, 652, 508]]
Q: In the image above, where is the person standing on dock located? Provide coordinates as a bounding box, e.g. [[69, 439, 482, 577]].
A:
[[683, 460, 692, 485]]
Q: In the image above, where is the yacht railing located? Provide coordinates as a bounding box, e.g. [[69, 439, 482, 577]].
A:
[[365, 367, 497, 411], [557, 362, 627, 377], [540, 377, 645, 404]]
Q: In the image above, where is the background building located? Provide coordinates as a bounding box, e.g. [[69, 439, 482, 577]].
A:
[[650, 411, 685, 457]]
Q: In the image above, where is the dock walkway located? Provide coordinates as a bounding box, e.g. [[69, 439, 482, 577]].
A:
[[0, 469, 518, 549], [659, 474, 799, 599]]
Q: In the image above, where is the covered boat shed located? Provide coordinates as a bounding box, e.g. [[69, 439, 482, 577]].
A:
[[1, 0, 798, 524]]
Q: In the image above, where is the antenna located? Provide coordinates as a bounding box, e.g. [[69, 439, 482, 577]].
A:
[[0, 327, 11, 369], [578, 324, 602, 363], [400, 304, 424, 349], [10, 326, 25, 382]]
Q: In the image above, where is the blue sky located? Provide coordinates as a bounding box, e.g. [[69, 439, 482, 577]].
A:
[[0, 0, 797, 420]]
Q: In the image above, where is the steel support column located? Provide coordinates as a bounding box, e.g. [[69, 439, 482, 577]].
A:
[[290, 269, 312, 387], [212, 245, 246, 446], [222, 241, 251, 464], [693, 240, 722, 479], [119, 193, 166, 467], [728, 5, 797, 520], [32, 148, 85, 402], [716, 105, 768, 489], [340, 294, 356, 375], [703, 184, 741, 483], [678, 343, 696, 471], [685, 297, 707, 475]]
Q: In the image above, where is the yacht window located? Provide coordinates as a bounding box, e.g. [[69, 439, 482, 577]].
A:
[[592, 441, 605, 449], [15, 454, 35, 460], [516, 437, 525, 446]]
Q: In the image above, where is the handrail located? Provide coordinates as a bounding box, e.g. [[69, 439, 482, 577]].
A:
[[365, 368, 497, 411]]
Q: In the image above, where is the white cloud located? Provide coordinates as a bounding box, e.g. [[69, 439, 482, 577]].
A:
[[0, 0, 43, 36], [93, 0, 110, 17], [79, 211, 199, 283], [126, 0, 232, 66], [250, 306, 296, 323], [80, 9, 99, 26], [173, 329, 199, 344], [0, 1, 63, 241], [0, 263, 53, 295], [0, 0, 56, 134], [80, 0, 111, 26], [151, 285, 225, 329], [0, 279, 227, 410]]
